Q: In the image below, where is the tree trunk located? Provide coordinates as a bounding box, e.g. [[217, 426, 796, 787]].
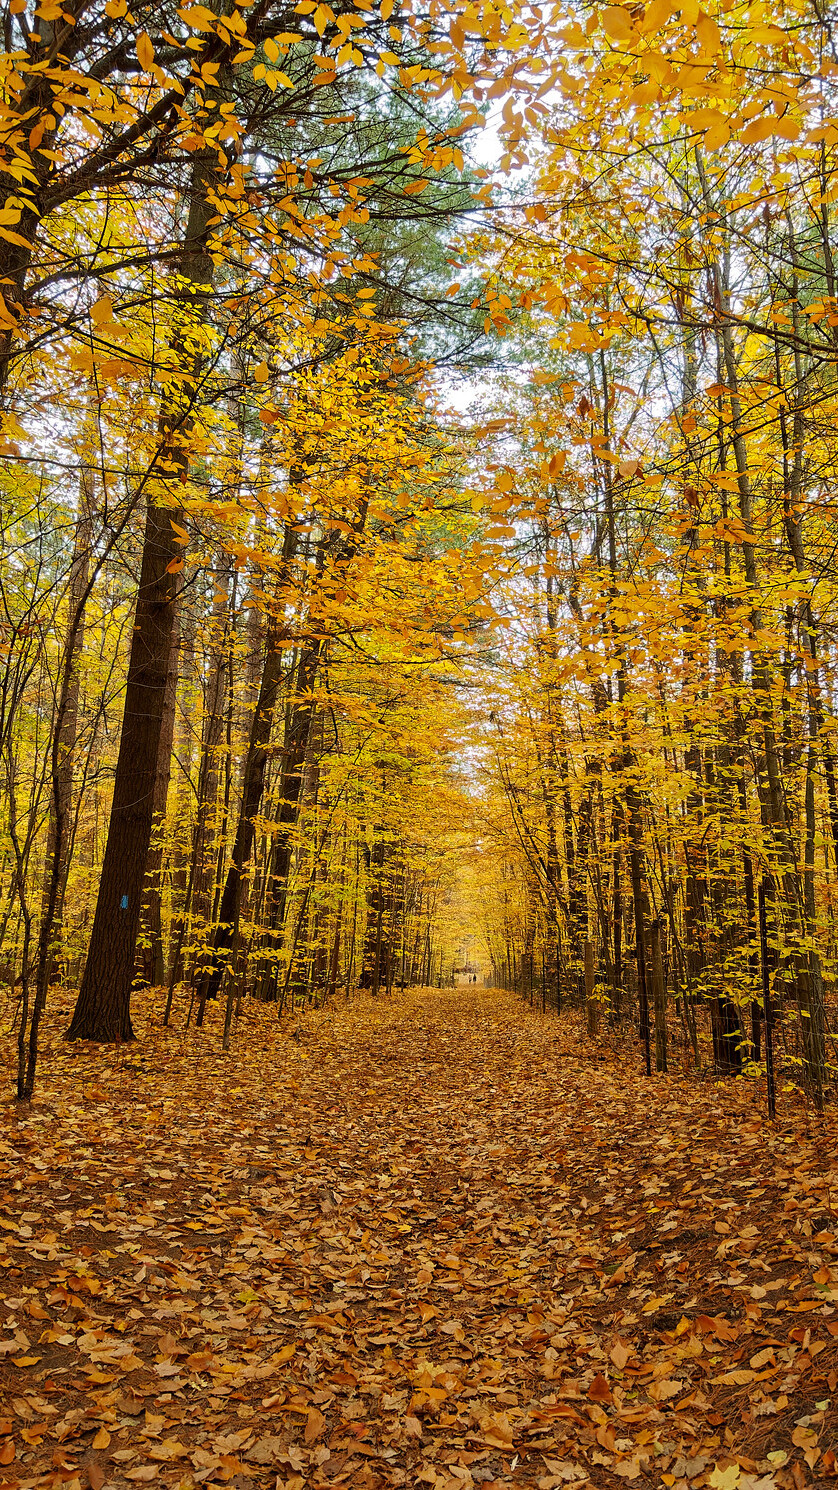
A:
[[254, 651, 322, 1000], [196, 585, 295, 1017], [584, 938, 597, 1037], [39, 440, 95, 983], [650, 919, 667, 1073], [67, 151, 217, 1042], [137, 580, 180, 988]]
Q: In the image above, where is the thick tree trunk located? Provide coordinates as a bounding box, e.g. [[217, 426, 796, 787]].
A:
[[67, 153, 217, 1042], [66, 494, 187, 1040]]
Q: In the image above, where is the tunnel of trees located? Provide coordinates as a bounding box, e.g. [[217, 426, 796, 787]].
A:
[[0, 0, 836, 1110]]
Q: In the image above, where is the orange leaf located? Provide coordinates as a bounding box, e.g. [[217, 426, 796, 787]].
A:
[[588, 1373, 613, 1404], [304, 1409, 326, 1444]]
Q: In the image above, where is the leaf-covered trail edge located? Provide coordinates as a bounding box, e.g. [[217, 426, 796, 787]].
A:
[[1, 988, 836, 1490]]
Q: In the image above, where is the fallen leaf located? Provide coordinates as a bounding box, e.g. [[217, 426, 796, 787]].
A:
[[587, 1373, 612, 1403], [304, 1408, 326, 1444], [708, 1466, 741, 1489], [614, 1453, 645, 1479], [248, 1437, 283, 1466], [481, 1412, 515, 1449]]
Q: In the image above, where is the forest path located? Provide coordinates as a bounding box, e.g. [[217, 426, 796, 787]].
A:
[[1, 987, 837, 1490]]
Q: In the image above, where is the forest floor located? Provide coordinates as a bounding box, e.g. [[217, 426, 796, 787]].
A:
[[0, 987, 837, 1490]]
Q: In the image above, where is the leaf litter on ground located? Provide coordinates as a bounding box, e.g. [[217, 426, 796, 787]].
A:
[[0, 988, 836, 1490]]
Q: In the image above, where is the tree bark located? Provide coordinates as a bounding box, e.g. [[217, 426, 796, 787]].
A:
[[39, 437, 95, 983], [67, 150, 217, 1041], [196, 565, 296, 1016]]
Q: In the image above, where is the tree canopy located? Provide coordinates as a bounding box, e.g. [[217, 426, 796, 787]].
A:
[[1, 0, 837, 1107]]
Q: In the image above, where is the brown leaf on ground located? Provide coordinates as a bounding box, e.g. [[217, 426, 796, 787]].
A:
[[1, 987, 837, 1490]]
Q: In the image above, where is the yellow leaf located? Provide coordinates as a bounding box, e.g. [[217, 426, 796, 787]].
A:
[[91, 295, 113, 325], [0, 227, 34, 248], [254, 360, 270, 383], [684, 106, 726, 131], [136, 31, 154, 69], [696, 10, 721, 52], [92, 1429, 111, 1450], [602, 5, 634, 39], [639, 0, 672, 32], [707, 1467, 741, 1490], [742, 116, 800, 143], [748, 23, 786, 42], [178, 4, 217, 27]]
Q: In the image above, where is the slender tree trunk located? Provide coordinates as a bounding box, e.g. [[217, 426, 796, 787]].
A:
[[137, 580, 180, 988], [772, 229, 826, 1096], [254, 650, 322, 1000], [610, 795, 623, 1018], [39, 442, 95, 984], [584, 938, 597, 1037], [650, 919, 667, 1073], [196, 586, 295, 1015]]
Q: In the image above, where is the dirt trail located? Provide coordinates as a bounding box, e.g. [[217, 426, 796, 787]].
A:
[[1, 988, 836, 1490]]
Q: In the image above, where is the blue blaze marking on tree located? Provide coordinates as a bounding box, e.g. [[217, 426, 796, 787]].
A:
[[120, 894, 128, 909]]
